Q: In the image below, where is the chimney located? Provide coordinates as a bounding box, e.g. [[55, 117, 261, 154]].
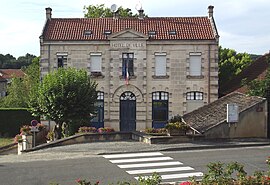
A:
[[113, 11, 119, 20], [138, 9, 144, 20], [46, 7, 52, 20], [208, 5, 214, 18]]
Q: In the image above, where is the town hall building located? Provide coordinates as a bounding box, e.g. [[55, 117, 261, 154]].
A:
[[40, 6, 219, 131]]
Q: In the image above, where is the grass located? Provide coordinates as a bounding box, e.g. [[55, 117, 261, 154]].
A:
[[0, 137, 14, 148]]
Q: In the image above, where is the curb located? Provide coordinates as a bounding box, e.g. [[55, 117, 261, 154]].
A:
[[160, 142, 270, 152], [0, 143, 17, 154], [97, 142, 270, 155]]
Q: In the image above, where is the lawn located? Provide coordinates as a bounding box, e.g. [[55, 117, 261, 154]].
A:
[[0, 137, 14, 147]]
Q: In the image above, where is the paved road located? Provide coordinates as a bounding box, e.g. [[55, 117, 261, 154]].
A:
[[0, 141, 269, 185]]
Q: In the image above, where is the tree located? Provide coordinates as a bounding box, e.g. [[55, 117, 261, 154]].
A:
[[29, 68, 98, 137], [246, 57, 270, 97], [83, 4, 144, 18], [17, 53, 36, 68], [0, 53, 36, 69], [219, 46, 253, 87], [0, 57, 40, 108]]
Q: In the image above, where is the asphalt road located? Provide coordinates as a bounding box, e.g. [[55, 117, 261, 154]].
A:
[[0, 145, 269, 185], [165, 146, 269, 175]]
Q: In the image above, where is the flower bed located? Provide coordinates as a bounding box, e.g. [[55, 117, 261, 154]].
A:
[[77, 127, 115, 134], [142, 128, 167, 136]]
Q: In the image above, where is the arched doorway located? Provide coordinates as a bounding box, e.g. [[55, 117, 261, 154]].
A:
[[120, 91, 136, 131]]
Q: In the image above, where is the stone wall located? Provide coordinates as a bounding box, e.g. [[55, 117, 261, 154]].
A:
[[40, 31, 219, 131]]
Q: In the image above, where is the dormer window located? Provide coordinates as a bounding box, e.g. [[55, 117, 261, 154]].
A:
[[148, 31, 156, 37], [104, 30, 112, 35], [84, 30, 92, 36], [168, 30, 177, 35]]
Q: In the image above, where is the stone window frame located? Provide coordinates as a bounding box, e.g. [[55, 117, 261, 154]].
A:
[[186, 91, 204, 100], [56, 52, 68, 68], [88, 53, 103, 78], [187, 52, 204, 79]]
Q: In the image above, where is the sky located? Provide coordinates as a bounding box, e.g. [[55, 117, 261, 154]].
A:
[[0, 0, 270, 58]]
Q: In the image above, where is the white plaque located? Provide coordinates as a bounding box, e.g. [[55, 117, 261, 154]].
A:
[[227, 104, 239, 123]]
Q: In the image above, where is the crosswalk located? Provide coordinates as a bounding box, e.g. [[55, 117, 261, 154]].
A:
[[102, 152, 203, 183]]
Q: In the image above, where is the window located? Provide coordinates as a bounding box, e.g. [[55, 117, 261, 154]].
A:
[[189, 53, 202, 76], [84, 30, 92, 36], [155, 53, 166, 76], [57, 53, 68, 68], [148, 31, 157, 36], [90, 91, 104, 128], [90, 54, 102, 72], [152, 91, 169, 128], [104, 30, 112, 35], [122, 53, 134, 78], [168, 30, 177, 35], [186, 91, 203, 100]]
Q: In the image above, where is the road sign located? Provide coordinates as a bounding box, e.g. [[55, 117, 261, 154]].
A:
[[31, 126, 39, 132], [31, 120, 38, 127]]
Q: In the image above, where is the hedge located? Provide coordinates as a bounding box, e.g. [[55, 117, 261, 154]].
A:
[[0, 108, 38, 137]]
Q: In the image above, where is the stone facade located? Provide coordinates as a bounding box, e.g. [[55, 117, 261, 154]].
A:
[[40, 7, 219, 131]]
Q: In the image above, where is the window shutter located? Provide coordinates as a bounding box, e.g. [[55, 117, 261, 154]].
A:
[[155, 55, 166, 76], [189, 55, 201, 76], [90, 55, 101, 72]]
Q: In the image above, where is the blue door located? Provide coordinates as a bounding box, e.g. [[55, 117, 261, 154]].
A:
[[120, 92, 136, 131]]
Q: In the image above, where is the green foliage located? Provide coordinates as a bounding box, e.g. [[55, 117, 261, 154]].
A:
[[0, 53, 36, 69], [165, 115, 189, 131], [0, 108, 37, 137], [188, 160, 270, 185], [138, 172, 162, 185], [0, 57, 40, 108], [78, 126, 97, 133], [29, 68, 98, 133], [169, 115, 183, 123], [51, 173, 161, 185], [0, 137, 14, 147], [165, 122, 190, 131], [83, 4, 146, 18], [219, 46, 253, 87], [76, 178, 99, 185], [246, 57, 270, 97], [201, 161, 247, 184], [144, 128, 167, 134]]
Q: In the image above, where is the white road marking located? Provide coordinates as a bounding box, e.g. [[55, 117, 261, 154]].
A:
[[126, 166, 194, 174], [118, 161, 183, 168], [110, 157, 173, 163], [102, 152, 204, 183], [102, 152, 163, 159], [135, 172, 203, 180]]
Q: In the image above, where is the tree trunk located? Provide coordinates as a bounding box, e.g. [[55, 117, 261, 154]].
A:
[[53, 122, 63, 140]]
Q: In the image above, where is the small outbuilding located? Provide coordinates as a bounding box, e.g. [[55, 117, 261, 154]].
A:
[[183, 92, 267, 139]]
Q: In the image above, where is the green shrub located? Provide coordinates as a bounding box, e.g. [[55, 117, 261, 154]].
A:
[[0, 108, 38, 137]]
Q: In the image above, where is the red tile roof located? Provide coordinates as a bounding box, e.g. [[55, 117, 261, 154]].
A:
[[219, 53, 269, 96], [42, 17, 216, 41], [0, 69, 25, 79]]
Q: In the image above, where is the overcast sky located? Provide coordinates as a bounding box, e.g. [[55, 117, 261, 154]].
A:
[[0, 0, 269, 58]]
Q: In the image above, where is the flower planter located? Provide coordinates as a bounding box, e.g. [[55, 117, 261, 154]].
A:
[[167, 129, 186, 136]]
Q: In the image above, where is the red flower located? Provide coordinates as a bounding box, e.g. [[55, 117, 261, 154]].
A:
[[180, 182, 191, 185], [76, 178, 81, 183]]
